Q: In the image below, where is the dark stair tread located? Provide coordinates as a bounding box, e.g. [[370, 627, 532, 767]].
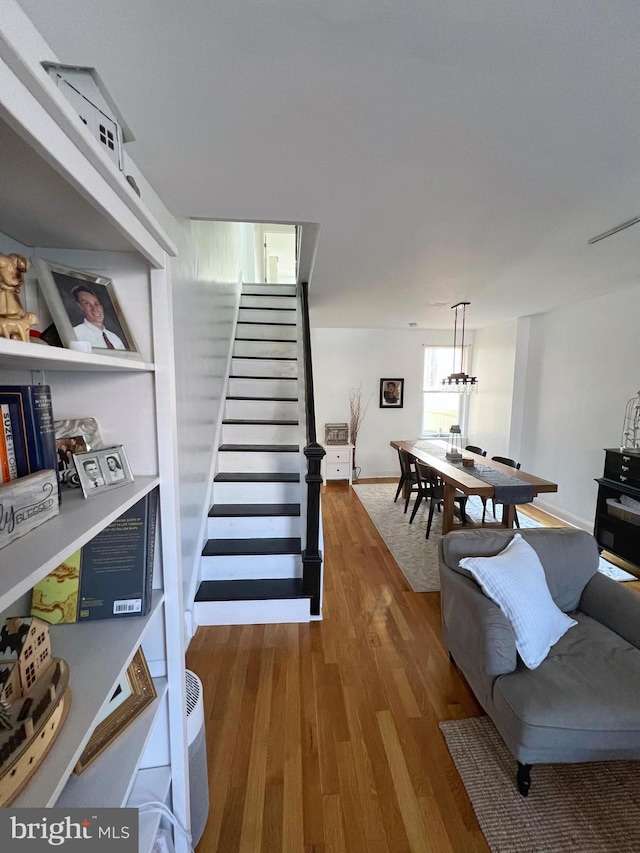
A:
[[202, 537, 301, 556], [239, 306, 296, 311], [225, 395, 299, 402], [241, 292, 296, 298], [195, 578, 308, 602], [236, 321, 296, 326], [230, 375, 297, 380], [214, 472, 300, 483], [232, 355, 297, 361], [222, 419, 299, 425], [218, 444, 299, 452], [209, 503, 300, 518], [234, 338, 298, 344]]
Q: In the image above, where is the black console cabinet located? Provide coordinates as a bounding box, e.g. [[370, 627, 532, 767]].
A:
[[594, 448, 640, 567]]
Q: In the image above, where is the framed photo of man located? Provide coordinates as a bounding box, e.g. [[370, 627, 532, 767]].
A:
[[380, 378, 404, 408], [31, 257, 140, 358]]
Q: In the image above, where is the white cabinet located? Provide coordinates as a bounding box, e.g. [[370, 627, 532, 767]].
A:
[[322, 444, 354, 484], [0, 4, 189, 851]]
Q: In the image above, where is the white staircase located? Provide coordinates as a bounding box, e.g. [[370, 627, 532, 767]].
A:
[[194, 283, 312, 625]]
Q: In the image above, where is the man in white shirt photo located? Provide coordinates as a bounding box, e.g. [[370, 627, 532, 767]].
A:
[[72, 285, 126, 350]]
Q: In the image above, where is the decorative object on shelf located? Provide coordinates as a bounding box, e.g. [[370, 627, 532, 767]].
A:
[[0, 616, 71, 806], [349, 385, 372, 481], [0, 469, 59, 549], [55, 417, 104, 488], [74, 646, 156, 774], [74, 444, 134, 498], [441, 302, 478, 393], [31, 490, 158, 623], [620, 391, 640, 450], [445, 425, 463, 461], [30, 258, 141, 358], [380, 378, 404, 408], [324, 423, 349, 445], [0, 253, 39, 342]]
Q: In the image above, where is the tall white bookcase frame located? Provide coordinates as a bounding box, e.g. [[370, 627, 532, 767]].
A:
[[0, 4, 190, 851]]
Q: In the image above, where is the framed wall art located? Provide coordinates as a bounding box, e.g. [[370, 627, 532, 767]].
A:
[[74, 647, 156, 774], [380, 378, 404, 408], [31, 257, 140, 358]]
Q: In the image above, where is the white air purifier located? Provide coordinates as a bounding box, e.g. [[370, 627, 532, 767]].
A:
[[186, 669, 209, 847]]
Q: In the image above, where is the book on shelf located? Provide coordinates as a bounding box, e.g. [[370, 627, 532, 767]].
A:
[[31, 489, 158, 623], [0, 385, 60, 502], [0, 403, 18, 482]]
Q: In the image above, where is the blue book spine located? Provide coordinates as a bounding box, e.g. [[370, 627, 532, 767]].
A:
[[0, 385, 60, 503]]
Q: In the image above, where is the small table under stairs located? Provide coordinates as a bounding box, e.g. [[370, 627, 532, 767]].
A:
[[322, 444, 354, 485]]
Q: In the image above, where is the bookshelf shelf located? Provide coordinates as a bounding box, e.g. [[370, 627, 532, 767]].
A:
[[0, 337, 155, 372], [0, 4, 189, 847], [12, 593, 164, 807], [0, 476, 160, 612]]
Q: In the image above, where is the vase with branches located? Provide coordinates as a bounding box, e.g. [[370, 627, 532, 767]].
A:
[[349, 385, 372, 481]]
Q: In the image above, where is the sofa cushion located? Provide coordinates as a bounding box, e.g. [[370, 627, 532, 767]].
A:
[[492, 612, 640, 762], [441, 527, 599, 611], [458, 534, 576, 669]]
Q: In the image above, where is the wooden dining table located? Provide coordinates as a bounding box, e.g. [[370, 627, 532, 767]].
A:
[[391, 439, 558, 534]]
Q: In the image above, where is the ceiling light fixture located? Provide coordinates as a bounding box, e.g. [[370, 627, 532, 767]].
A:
[[441, 301, 478, 394], [588, 215, 640, 245]]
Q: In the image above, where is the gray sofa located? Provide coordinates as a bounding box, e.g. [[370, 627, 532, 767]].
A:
[[439, 527, 640, 794]]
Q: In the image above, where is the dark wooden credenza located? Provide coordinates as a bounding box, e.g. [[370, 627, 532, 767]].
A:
[[594, 448, 640, 567]]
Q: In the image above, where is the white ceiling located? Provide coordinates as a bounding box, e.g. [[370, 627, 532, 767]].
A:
[[17, 0, 639, 330]]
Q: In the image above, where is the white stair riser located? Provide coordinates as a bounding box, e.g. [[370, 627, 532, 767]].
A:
[[233, 340, 297, 359], [236, 323, 297, 341], [228, 377, 298, 398], [242, 284, 297, 297], [231, 358, 298, 378], [240, 295, 297, 310], [207, 515, 301, 539], [218, 451, 300, 473], [238, 308, 296, 325], [194, 597, 310, 626], [222, 423, 299, 444], [201, 553, 301, 579], [224, 398, 299, 420], [213, 480, 300, 503]]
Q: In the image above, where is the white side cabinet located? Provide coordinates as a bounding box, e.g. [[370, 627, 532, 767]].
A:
[[0, 5, 189, 852], [322, 444, 354, 484]]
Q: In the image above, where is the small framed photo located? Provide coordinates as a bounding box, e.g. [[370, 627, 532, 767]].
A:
[[75, 445, 133, 497], [55, 418, 104, 474], [74, 647, 156, 774], [30, 257, 141, 358], [380, 378, 404, 408]]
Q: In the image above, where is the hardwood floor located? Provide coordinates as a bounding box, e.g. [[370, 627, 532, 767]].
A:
[[187, 480, 487, 852], [186, 481, 639, 851]]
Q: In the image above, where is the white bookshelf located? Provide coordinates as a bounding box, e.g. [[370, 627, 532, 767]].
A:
[[0, 3, 189, 851]]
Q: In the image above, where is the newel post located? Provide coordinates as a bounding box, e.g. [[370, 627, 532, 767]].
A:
[[302, 441, 325, 615]]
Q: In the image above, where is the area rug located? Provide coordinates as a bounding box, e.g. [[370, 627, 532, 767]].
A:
[[352, 483, 636, 592], [439, 716, 640, 852]]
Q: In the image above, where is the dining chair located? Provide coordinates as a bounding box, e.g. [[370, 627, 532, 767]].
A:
[[412, 460, 469, 538], [397, 448, 420, 513], [465, 444, 487, 457], [482, 455, 522, 527]]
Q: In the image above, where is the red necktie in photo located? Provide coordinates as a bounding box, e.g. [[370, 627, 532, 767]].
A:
[[103, 331, 115, 350]]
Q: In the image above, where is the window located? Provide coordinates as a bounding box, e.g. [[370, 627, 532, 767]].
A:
[[25, 662, 36, 687], [421, 347, 468, 437]]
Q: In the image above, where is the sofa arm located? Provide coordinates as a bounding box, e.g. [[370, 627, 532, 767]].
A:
[[580, 572, 640, 650], [440, 564, 517, 677]]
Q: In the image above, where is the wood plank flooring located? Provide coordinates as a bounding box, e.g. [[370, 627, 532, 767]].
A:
[[186, 480, 639, 852]]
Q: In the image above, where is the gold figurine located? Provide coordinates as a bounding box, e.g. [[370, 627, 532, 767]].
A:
[[0, 253, 39, 341]]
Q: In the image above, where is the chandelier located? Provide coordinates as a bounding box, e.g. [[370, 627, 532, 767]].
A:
[[441, 301, 478, 394]]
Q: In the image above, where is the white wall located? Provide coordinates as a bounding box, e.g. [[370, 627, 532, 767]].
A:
[[520, 284, 640, 527], [466, 318, 518, 457], [311, 327, 453, 477], [170, 219, 256, 607]]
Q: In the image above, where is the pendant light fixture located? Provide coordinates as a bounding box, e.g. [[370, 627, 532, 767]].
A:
[[441, 301, 478, 394]]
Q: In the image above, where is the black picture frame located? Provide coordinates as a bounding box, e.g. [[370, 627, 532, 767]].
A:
[[380, 378, 404, 408]]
